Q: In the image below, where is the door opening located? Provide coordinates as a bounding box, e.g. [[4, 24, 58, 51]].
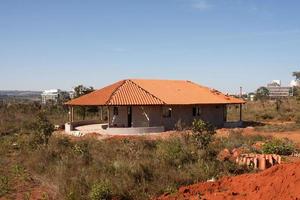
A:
[[128, 106, 132, 127]]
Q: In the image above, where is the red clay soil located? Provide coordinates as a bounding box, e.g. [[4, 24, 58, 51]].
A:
[[157, 161, 300, 200]]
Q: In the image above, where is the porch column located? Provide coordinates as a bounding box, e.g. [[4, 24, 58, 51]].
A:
[[68, 106, 71, 122], [239, 104, 243, 122], [71, 106, 74, 122], [160, 106, 163, 126], [107, 106, 110, 128], [100, 106, 103, 121], [224, 105, 227, 122], [68, 106, 74, 122]]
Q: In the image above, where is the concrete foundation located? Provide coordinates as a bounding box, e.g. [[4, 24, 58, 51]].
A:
[[65, 121, 164, 135], [105, 126, 165, 135]]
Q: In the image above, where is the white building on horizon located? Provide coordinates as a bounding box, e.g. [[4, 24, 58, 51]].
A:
[[266, 80, 292, 98], [41, 89, 71, 104]]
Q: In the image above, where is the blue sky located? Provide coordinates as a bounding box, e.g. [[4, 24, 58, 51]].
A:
[[0, 0, 299, 93]]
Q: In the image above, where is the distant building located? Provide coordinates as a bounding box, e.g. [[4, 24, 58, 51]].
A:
[[267, 80, 281, 87], [69, 91, 75, 99], [266, 80, 292, 98], [41, 89, 71, 104], [290, 80, 300, 87], [249, 94, 256, 101]]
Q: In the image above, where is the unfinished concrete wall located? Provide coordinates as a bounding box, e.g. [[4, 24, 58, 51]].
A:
[[132, 106, 150, 127], [109, 106, 128, 127], [161, 105, 225, 130], [132, 106, 163, 127], [200, 105, 225, 127], [161, 105, 197, 130], [109, 105, 225, 129]]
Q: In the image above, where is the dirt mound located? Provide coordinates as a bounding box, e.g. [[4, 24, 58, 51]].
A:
[[157, 162, 300, 200]]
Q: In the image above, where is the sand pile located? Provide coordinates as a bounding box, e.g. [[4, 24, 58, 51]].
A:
[[157, 162, 300, 200]]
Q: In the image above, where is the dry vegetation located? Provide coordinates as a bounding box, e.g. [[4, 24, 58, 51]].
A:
[[227, 98, 300, 131], [0, 98, 300, 199]]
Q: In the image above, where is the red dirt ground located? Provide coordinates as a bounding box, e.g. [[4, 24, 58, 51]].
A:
[[156, 161, 300, 200]]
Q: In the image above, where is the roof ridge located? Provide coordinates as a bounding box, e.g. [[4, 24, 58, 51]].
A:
[[187, 80, 211, 90], [105, 80, 127, 105], [129, 79, 166, 104]]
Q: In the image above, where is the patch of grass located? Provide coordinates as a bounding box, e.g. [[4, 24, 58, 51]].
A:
[[11, 134, 254, 200], [89, 180, 112, 200], [1, 101, 294, 199], [11, 164, 29, 181], [0, 175, 9, 197], [214, 130, 269, 152], [262, 138, 296, 155], [0, 119, 267, 200], [255, 123, 300, 132]]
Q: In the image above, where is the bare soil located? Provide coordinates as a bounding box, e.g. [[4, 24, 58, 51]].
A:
[[156, 161, 300, 200]]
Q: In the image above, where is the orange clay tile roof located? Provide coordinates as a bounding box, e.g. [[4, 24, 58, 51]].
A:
[[65, 79, 245, 106]]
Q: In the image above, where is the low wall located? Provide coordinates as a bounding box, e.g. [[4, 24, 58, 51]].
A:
[[65, 120, 101, 133], [65, 120, 164, 135], [104, 126, 165, 135]]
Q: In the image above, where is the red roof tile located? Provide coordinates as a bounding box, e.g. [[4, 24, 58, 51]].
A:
[[108, 80, 164, 105], [65, 80, 125, 106], [65, 79, 245, 106]]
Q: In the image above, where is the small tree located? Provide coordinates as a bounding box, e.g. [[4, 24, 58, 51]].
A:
[[191, 119, 216, 149], [73, 85, 94, 98], [262, 139, 295, 155], [256, 87, 269, 101], [291, 72, 300, 97], [33, 113, 54, 145], [293, 71, 300, 80]]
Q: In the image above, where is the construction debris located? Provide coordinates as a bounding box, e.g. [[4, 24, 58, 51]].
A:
[[236, 154, 281, 170]]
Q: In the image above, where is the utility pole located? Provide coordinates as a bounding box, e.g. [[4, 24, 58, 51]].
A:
[[240, 86, 243, 98]]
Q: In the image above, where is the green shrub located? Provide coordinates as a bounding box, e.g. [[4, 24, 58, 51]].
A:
[[0, 175, 9, 197], [157, 139, 195, 167], [12, 164, 26, 178], [89, 181, 112, 200], [191, 119, 216, 149], [31, 112, 54, 145], [72, 141, 92, 165], [262, 139, 295, 155]]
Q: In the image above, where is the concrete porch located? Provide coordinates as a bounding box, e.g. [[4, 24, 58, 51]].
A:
[[65, 120, 165, 136]]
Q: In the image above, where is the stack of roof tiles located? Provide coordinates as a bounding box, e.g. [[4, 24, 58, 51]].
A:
[[66, 79, 245, 106]]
